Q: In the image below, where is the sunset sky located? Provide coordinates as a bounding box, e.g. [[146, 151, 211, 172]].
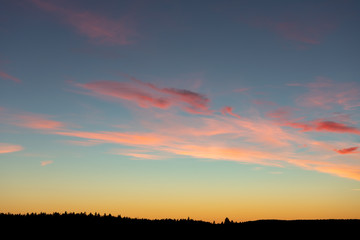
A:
[[1, 0, 360, 222]]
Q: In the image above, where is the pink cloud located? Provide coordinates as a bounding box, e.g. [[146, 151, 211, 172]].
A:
[[315, 121, 360, 134], [30, 0, 137, 45], [334, 147, 359, 155], [221, 106, 241, 119], [0, 70, 21, 83], [11, 114, 65, 130], [0, 108, 66, 130], [76, 78, 211, 114], [286, 120, 360, 135], [0, 143, 23, 154]]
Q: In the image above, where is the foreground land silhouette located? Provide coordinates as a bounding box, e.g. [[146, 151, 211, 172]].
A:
[[1, 212, 360, 236]]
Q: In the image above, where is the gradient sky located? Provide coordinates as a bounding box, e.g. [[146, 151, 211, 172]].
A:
[[1, 0, 360, 222]]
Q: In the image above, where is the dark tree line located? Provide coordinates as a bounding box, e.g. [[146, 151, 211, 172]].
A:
[[1, 212, 359, 237]]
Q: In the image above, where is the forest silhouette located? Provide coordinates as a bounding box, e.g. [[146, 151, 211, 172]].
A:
[[1, 212, 359, 235]]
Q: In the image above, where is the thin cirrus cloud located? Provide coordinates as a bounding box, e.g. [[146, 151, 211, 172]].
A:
[[3, 77, 360, 181], [0, 70, 21, 83], [50, 111, 360, 181], [30, 0, 137, 45], [75, 78, 211, 114], [271, 20, 335, 45], [0, 143, 23, 154], [295, 77, 360, 110], [240, 8, 337, 46], [10, 114, 65, 130], [0, 108, 66, 130], [54, 130, 174, 147]]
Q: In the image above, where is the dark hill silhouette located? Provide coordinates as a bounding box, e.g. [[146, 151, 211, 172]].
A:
[[1, 212, 359, 237]]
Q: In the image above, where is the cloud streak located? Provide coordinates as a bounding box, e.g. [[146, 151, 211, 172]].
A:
[[296, 77, 360, 110], [334, 147, 359, 154], [240, 5, 337, 46], [0, 108, 66, 131], [7, 114, 65, 130], [53, 130, 173, 147], [286, 120, 360, 135], [76, 78, 211, 114], [221, 106, 241, 119], [40, 160, 53, 166], [30, 0, 137, 45], [0, 70, 21, 83], [0, 143, 23, 154]]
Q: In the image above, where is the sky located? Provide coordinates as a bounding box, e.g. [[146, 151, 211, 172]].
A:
[[1, 0, 360, 222]]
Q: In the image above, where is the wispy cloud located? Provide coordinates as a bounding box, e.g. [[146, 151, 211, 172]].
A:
[[0, 70, 21, 83], [0, 143, 23, 154], [30, 0, 137, 45], [54, 130, 173, 146], [296, 77, 360, 110], [12, 114, 65, 130], [0, 108, 66, 130], [15, 105, 360, 181], [221, 106, 241, 119], [75, 77, 211, 114], [3, 77, 360, 181], [240, 8, 337, 46], [110, 149, 166, 160]]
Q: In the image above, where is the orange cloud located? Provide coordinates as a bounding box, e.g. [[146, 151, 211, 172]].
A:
[[40, 160, 53, 166], [313, 164, 360, 181], [165, 144, 286, 167], [0, 143, 23, 154], [109, 148, 169, 160], [30, 0, 137, 45]]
